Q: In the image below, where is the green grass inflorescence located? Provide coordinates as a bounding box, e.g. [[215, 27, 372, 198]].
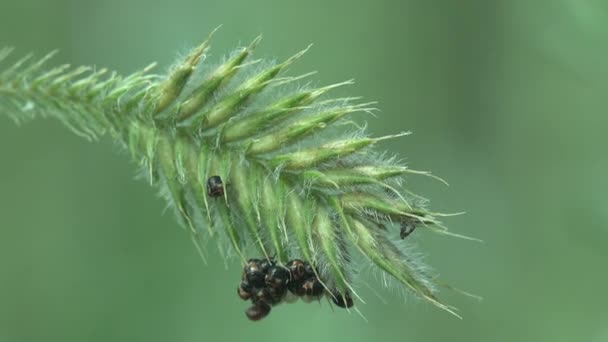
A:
[[0, 29, 475, 319]]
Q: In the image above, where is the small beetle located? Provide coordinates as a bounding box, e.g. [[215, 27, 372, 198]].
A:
[[286, 259, 307, 281], [303, 262, 317, 278], [258, 258, 274, 273], [243, 259, 265, 287], [267, 286, 287, 305], [265, 265, 291, 289], [287, 282, 306, 296], [302, 278, 324, 297], [206, 175, 224, 197], [330, 289, 354, 309], [251, 288, 272, 304], [245, 302, 271, 321], [237, 280, 252, 301], [399, 220, 417, 239]]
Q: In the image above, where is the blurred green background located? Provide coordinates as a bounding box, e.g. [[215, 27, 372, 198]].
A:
[[1, 0, 607, 341]]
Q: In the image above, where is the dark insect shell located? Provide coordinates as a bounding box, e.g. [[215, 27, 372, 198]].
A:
[[400, 220, 417, 239], [302, 278, 324, 297], [286, 259, 307, 281], [287, 280, 306, 297], [237, 286, 252, 301], [267, 286, 287, 305], [244, 259, 265, 287], [330, 289, 354, 309], [245, 302, 271, 321], [206, 175, 224, 197], [251, 288, 272, 304], [265, 265, 291, 289], [303, 263, 316, 278], [237, 281, 252, 300], [259, 258, 274, 273]]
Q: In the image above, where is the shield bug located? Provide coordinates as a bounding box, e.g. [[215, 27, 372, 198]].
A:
[[206, 175, 224, 197], [288, 282, 306, 297], [259, 258, 274, 273], [330, 289, 354, 309], [265, 265, 291, 289], [302, 278, 324, 297], [286, 259, 307, 281], [244, 259, 265, 287], [245, 302, 271, 321], [303, 262, 317, 278], [267, 286, 287, 305], [237, 280, 252, 300], [251, 288, 272, 304], [399, 220, 417, 239]]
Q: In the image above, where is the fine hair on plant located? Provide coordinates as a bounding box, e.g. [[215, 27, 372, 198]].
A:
[[0, 27, 478, 320]]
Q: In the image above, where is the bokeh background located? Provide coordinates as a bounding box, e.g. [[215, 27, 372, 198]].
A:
[[1, 0, 607, 341]]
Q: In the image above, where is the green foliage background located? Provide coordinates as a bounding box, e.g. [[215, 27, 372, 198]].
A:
[[1, 0, 607, 341]]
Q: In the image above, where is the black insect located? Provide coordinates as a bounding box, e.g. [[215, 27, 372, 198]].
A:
[[330, 289, 354, 309], [259, 258, 274, 273], [206, 175, 224, 197], [245, 302, 271, 321], [265, 265, 291, 289], [266, 286, 286, 305], [287, 281, 306, 297], [303, 263, 316, 278], [243, 259, 266, 287], [286, 259, 307, 281], [237, 280, 252, 301], [400, 218, 420, 239], [285, 259, 308, 296], [302, 278, 324, 297], [251, 288, 273, 304]]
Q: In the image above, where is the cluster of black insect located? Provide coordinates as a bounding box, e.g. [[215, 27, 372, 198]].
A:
[[237, 258, 354, 321], [206, 176, 354, 320]]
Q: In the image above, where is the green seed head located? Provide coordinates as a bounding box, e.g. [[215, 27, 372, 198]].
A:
[[0, 29, 476, 318]]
